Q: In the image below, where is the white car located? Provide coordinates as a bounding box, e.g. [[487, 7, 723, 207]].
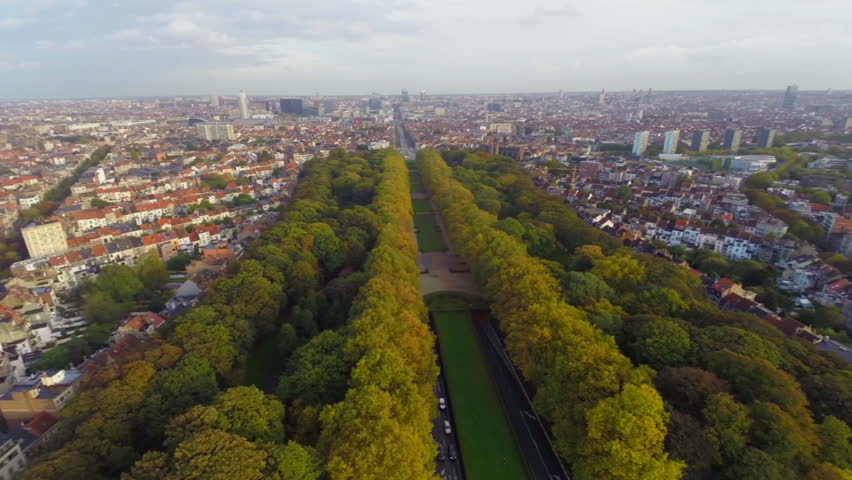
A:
[[443, 420, 452, 435], [439, 397, 446, 410]]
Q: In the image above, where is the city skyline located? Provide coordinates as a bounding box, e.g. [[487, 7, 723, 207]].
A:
[[2, 0, 852, 98]]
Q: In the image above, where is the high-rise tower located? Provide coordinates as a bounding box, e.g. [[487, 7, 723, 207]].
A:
[[239, 90, 250, 119]]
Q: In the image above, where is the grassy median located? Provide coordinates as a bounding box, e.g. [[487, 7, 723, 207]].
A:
[[433, 309, 530, 480]]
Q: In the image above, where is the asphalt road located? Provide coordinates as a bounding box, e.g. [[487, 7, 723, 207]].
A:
[[432, 369, 465, 480]]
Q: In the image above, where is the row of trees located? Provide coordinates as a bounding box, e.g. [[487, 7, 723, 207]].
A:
[[319, 150, 439, 479], [437, 150, 852, 480], [418, 149, 683, 479]]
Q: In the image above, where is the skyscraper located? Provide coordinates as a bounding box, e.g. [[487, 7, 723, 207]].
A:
[[723, 129, 742, 152], [238, 90, 250, 120], [22, 222, 67, 258], [196, 123, 236, 141], [210, 95, 220, 107], [280, 98, 303, 115], [691, 130, 710, 152], [662, 130, 680, 154], [401, 89, 410, 103], [598, 89, 606, 106], [419, 90, 426, 102], [632, 131, 650, 156], [758, 128, 776, 148], [783, 85, 799, 110]]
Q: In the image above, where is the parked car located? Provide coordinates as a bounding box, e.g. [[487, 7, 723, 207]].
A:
[[449, 444, 457, 460], [438, 444, 446, 461], [439, 397, 446, 410], [443, 420, 452, 435]]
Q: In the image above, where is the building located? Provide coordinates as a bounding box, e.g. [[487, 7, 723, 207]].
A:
[[210, 95, 220, 107], [0, 434, 26, 479], [578, 161, 601, 180], [758, 128, 776, 148], [632, 131, 650, 156], [401, 89, 410, 103], [238, 90, 250, 120], [487, 103, 502, 113], [196, 123, 236, 141], [280, 98, 304, 115], [723, 128, 742, 152], [691, 130, 710, 152], [598, 89, 606, 106], [783, 84, 799, 110], [0, 370, 83, 420], [21, 222, 67, 259], [662, 130, 680, 154]]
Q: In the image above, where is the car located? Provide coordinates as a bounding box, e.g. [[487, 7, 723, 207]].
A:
[[443, 420, 452, 435], [439, 397, 446, 410], [437, 444, 446, 461], [448, 444, 457, 460]]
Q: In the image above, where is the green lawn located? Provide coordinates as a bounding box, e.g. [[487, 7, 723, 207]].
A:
[[410, 176, 424, 193], [434, 310, 531, 480], [412, 198, 431, 213], [414, 212, 445, 252]]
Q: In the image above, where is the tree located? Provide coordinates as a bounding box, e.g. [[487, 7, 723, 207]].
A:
[[811, 190, 833, 204], [172, 322, 238, 376], [31, 346, 72, 371], [819, 416, 852, 469], [122, 451, 170, 480], [213, 386, 285, 442], [591, 253, 646, 292], [750, 401, 816, 471], [655, 367, 730, 416], [136, 252, 169, 290], [170, 429, 269, 480], [637, 288, 688, 316], [277, 331, 351, 406], [702, 393, 752, 462], [723, 447, 785, 480], [94, 264, 144, 302], [164, 405, 230, 451], [270, 442, 323, 480], [141, 355, 219, 440], [632, 318, 692, 369], [575, 384, 685, 480], [563, 271, 615, 305], [84, 291, 131, 325]]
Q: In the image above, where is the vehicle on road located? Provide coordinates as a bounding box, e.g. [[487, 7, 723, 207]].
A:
[[449, 444, 457, 460], [439, 397, 446, 410], [443, 420, 452, 435], [438, 444, 446, 461]]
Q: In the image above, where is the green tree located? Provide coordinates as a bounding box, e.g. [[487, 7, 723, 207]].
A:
[[136, 252, 169, 290], [575, 384, 685, 480], [591, 253, 646, 292], [270, 442, 323, 480], [31, 346, 72, 371], [638, 288, 689, 316], [632, 318, 692, 369], [170, 429, 269, 480], [213, 386, 286, 442], [654, 367, 730, 416], [702, 393, 752, 462], [819, 416, 852, 469], [277, 331, 351, 406]]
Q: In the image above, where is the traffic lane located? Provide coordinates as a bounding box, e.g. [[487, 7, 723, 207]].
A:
[[432, 374, 464, 480]]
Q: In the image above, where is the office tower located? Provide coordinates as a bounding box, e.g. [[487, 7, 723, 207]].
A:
[[632, 131, 650, 156], [598, 89, 606, 106], [783, 85, 799, 110], [368, 97, 381, 112], [238, 90, 250, 119], [419, 90, 426, 101], [210, 95, 220, 107], [757, 128, 776, 148], [322, 100, 336, 115], [578, 161, 600, 180], [691, 130, 710, 152], [636, 109, 644, 120], [196, 123, 236, 141], [487, 103, 502, 113], [401, 89, 410, 103], [22, 222, 68, 258], [663, 130, 680, 154], [723, 128, 742, 152], [280, 98, 304, 115]]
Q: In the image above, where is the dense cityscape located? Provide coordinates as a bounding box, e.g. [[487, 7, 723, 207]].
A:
[[3, 0, 852, 479]]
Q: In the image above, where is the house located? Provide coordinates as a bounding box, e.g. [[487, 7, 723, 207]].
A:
[[0, 369, 83, 420], [116, 312, 166, 340], [165, 280, 203, 318], [0, 432, 27, 480], [709, 278, 756, 302]]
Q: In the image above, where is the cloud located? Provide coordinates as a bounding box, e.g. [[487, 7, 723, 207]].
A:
[[0, 17, 29, 29], [518, 4, 581, 25], [0, 60, 40, 72]]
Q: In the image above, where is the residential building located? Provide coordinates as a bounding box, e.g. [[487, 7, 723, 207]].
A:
[[632, 131, 649, 156], [21, 222, 67, 259], [0, 434, 26, 480], [758, 128, 776, 148], [238, 90, 250, 120], [783, 84, 799, 110], [196, 123, 236, 141], [723, 128, 742, 152], [691, 130, 710, 152], [662, 130, 680, 154], [0, 370, 83, 420]]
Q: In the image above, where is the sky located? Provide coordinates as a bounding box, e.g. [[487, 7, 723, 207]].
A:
[[1, 0, 851, 99]]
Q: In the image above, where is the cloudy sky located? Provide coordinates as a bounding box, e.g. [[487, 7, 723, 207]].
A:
[[1, 0, 850, 98]]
